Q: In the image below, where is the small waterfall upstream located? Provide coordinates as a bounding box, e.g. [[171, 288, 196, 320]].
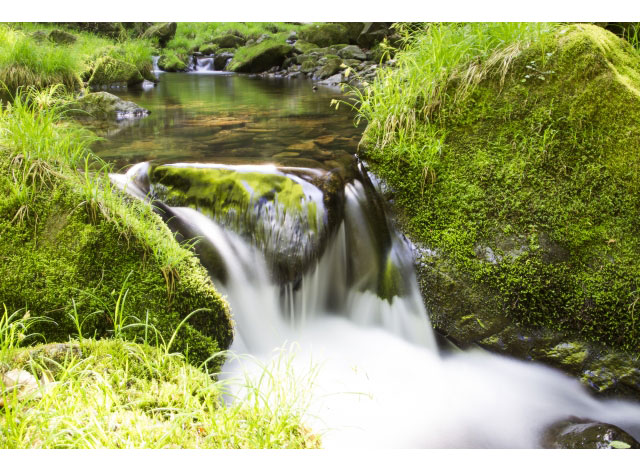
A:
[[113, 161, 640, 448]]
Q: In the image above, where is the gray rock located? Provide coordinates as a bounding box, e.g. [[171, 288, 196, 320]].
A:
[[338, 45, 367, 61], [65, 92, 149, 122]]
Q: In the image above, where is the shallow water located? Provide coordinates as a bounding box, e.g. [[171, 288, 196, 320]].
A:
[[94, 72, 362, 172], [102, 72, 640, 448]]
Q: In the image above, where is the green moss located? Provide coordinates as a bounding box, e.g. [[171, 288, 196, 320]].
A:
[[0, 97, 233, 368], [293, 40, 319, 54], [228, 37, 293, 73], [157, 51, 188, 72], [298, 24, 350, 48], [87, 56, 143, 87], [361, 24, 640, 353], [152, 165, 308, 215]]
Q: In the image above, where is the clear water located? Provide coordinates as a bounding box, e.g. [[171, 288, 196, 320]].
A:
[[102, 72, 640, 448]]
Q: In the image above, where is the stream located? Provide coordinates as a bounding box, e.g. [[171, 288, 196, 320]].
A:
[[101, 72, 640, 448]]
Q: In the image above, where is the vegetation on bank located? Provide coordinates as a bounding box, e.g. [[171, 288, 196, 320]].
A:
[[0, 23, 154, 99], [0, 306, 320, 448], [356, 22, 640, 353], [0, 87, 233, 367]]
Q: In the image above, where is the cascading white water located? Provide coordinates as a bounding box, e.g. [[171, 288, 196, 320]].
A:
[[113, 163, 640, 448]]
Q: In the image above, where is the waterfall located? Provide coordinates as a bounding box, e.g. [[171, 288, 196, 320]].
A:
[[151, 56, 163, 75], [112, 162, 640, 448]]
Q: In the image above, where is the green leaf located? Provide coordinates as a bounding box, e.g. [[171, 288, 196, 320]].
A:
[[610, 440, 631, 449]]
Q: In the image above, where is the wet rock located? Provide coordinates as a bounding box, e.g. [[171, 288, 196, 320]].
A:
[[581, 353, 640, 398], [65, 92, 149, 122], [141, 22, 177, 47], [317, 72, 345, 87], [541, 417, 640, 448], [214, 53, 234, 71], [138, 163, 347, 284]]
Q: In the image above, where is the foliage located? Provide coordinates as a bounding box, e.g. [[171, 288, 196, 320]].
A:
[[356, 23, 640, 352], [0, 308, 320, 448], [0, 87, 233, 365]]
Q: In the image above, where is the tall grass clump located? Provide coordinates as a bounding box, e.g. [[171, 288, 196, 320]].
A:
[[0, 26, 82, 98], [0, 308, 320, 448], [354, 22, 557, 151]]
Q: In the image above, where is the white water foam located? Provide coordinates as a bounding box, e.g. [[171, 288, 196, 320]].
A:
[[114, 165, 640, 448]]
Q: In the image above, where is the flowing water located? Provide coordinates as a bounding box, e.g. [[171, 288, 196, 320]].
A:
[[101, 73, 640, 448]]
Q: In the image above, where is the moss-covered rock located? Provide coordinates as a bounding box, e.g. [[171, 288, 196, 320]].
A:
[[228, 40, 293, 73], [87, 56, 144, 88], [362, 24, 640, 376], [141, 22, 177, 47], [64, 92, 149, 121], [299, 24, 350, 48], [48, 29, 77, 45], [58, 22, 129, 40], [158, 52, 188, 72], [0, 132, 233, 368], [293, 40, 319, 54], [209, 34, 245, 49], [128, 163, 344, 284], [315, 58, 343, 80], [199, 43, 219, 55], [338, 45, 366, 61]]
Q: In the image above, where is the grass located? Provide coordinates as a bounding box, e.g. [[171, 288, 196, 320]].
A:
[[0, 23, 154, 99], [166, 22, 299, 56], [352, 23, 557, 150], [0, 304, 320, 448]]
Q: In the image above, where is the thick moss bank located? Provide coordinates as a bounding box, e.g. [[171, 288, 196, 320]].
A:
[[361, 25, 640, 357], [0, 104, 233, 367]]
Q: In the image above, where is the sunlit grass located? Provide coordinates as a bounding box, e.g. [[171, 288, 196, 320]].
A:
[[0, 304, 320, 448], [352, 22, 557, 151]]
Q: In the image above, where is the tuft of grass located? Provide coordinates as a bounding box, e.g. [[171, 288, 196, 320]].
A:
[[0, 308, 320, 448], [352, 22, 556, 150], [0, 23, 154, 98]]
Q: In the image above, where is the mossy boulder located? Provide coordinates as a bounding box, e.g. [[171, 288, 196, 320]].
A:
[[0, 160, 233, 368], [228, 41, 293, 73], [64, 92, 149, 122], [293, 40, 319, 54], [199, 43, 219, 55], [48, 29, 77, 45], [209, 34, 245, 49], [158, 52, 188, 72], [338, 45, 366, 61], [141, 22, 177, 47], [299, 24, 350, 48], [362, 25, 640, 372], [315, 58, 343, 80], [87, 57, 144, 88], [129, 163, 343, 284]]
